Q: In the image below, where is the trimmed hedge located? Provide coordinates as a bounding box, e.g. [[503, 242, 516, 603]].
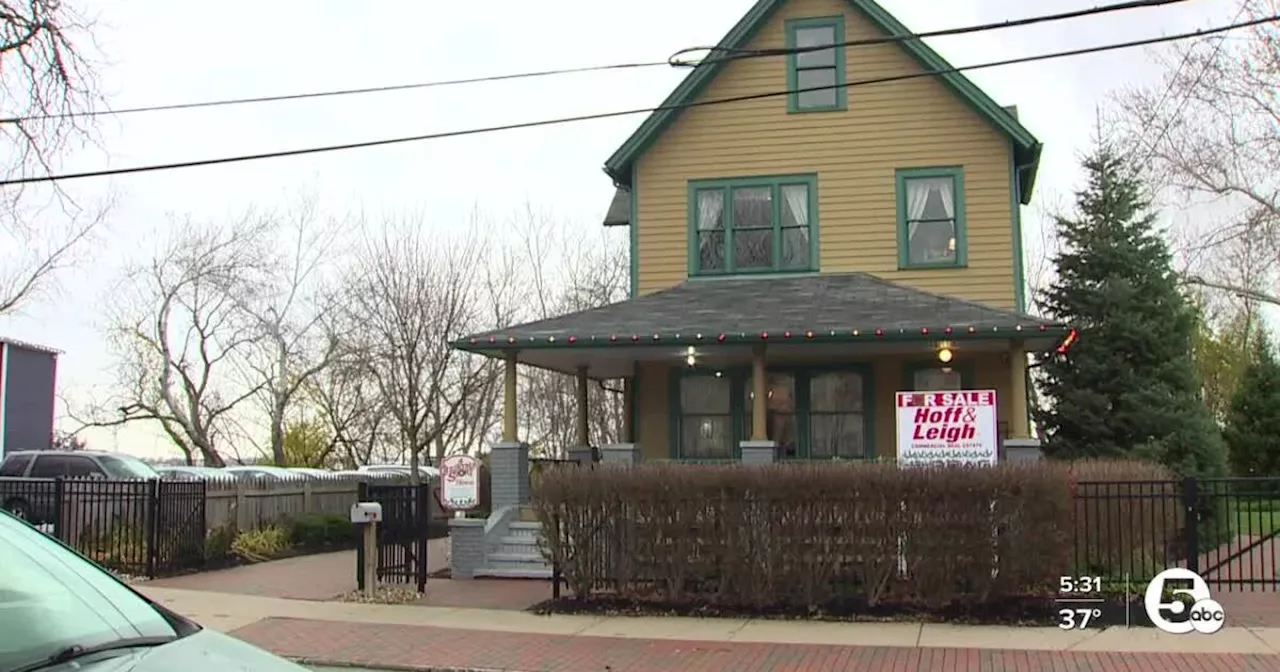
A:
[[532, 462, 1078, 610]]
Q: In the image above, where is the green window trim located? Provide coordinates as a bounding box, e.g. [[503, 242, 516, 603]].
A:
[[895, 166, 968, 270], [687, 174, 820, 278], [786, 16, 847, 114], [668, 364, 874, 460]]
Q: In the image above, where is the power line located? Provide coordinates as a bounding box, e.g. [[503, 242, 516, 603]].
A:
[[0, 61, 670, 124], [1135, 4, 1247, 166], [3, 13, 1274, 187], [670, 0, 1188, 64], [3, 0, 1188, 124]]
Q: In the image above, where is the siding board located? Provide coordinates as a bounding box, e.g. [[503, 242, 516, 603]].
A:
[[634, 0, 1016, 309]]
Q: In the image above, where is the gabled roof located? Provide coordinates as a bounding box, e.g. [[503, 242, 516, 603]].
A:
[[602, 0, 1043, 204], [456, 272, 1066, 351]]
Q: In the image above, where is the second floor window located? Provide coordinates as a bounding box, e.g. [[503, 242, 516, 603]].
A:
[[896, 167, 967, 269], [787, 17, 846, 113], [690, 175, 818, 276]]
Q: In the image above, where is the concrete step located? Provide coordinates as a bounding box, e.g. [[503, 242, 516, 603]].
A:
[[508, 521, 541, 532], [486, 537, 542, 552], [489, 541, 545, 556], [487, 551, 547, 565], [474, 566, 552, 579]]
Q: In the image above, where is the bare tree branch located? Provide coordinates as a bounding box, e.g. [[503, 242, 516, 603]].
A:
[[84, 215, 274, 466], [335, 213, 491, 482], [233, 197, 346, 465], [0, 0, 106, 318], [1114, 0, 1280, 308]]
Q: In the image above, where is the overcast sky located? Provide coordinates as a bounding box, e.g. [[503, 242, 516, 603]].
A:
[[0, 0, 1238, 460]]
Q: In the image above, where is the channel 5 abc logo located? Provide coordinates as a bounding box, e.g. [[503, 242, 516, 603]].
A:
[[1143, 568, 1226, 634]]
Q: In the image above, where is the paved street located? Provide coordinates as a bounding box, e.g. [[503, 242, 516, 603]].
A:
[[132, 583, 1280, 671]]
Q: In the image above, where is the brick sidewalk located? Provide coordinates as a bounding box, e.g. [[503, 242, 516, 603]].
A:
[[231, 617, 1280, 672]]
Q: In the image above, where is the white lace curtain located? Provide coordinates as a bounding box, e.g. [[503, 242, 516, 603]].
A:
[[906, 177, 955, 238]]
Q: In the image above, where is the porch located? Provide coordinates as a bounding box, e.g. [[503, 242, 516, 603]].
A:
[[448, 273, 1071, 578], [455, 273, 1072, 465]]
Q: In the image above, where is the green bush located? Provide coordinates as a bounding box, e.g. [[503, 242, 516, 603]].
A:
[[288, 514, 355, 549], [230, 526, 292, 563], [205, 524, 236, 561], [532, 462, 1075, 610]]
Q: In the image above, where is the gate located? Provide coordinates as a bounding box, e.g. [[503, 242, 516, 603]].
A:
[[1194, 478, 1279, 591], [356, 482, 430, 593], [1073, 477, 1279, 592]]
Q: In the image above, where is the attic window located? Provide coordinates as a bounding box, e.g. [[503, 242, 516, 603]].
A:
[[786, 17, 846, 113]]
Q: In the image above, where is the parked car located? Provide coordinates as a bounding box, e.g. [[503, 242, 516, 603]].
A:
[[0, 451, 160, 523], [286, 467, 332, 478], [153, 466, 234, 482], [221, 465, 312, 481], [0, 508, 307, 671], [358, 464, 439, 479]]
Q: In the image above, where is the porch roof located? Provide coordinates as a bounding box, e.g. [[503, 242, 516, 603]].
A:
[[455, 273, 1069, 375]]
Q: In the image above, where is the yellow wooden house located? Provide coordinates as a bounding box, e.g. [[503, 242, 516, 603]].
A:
[[455, 0, 1071, 466]]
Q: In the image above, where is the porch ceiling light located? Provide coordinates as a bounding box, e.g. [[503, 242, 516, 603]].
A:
[[937, 341, 954, 364]]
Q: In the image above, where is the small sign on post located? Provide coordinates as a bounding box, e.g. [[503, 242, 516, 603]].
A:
[[350, 501, 383, 597], [439, 455, 481, 517]]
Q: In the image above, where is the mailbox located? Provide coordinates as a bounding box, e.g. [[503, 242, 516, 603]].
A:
[[350, 501, 383, 524]]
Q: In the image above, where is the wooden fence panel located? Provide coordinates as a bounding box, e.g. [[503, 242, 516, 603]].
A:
[[203, 474, 417, 532]]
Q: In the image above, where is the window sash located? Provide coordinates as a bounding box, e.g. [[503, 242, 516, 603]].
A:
[[790, 21, 843, 111], [898, 170, 964, 268], [677, 368, 869, 460], [692, 181, 813, 274]]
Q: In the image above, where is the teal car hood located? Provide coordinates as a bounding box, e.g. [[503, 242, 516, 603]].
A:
[[48, 629, 309, 672]]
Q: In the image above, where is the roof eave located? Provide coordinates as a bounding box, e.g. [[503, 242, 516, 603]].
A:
[[602, 0, 1045, 195]]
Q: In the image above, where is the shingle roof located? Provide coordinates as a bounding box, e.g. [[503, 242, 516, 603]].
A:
[[457, 273, 1065, 349]]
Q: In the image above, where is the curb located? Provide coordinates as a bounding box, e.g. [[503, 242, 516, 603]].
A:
[[290, 657, 523, 672]]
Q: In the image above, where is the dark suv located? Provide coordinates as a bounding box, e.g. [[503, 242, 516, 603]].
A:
[[0, 450, 158, 522]]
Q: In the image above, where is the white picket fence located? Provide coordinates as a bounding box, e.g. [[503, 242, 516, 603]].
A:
[[204, 473, 424, 532]]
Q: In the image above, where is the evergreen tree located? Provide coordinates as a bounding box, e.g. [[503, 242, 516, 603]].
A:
[[1223, 331, 1280, 478], [1034, 143, 1227, 478]]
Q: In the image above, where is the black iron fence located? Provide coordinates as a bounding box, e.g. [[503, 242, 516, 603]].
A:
[[1073, 477, 1280, 591], [0, 477, 207, 577]]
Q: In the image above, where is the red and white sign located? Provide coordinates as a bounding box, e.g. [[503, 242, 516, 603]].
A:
[[895, 390, 999, 467], [439, 455, 481, 511]]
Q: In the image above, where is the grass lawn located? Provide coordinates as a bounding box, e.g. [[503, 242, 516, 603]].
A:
[[1230, 499, 1280, 537]]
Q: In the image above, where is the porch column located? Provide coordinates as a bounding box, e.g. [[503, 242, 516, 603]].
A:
[[741, 344, 776, 464], [492, 350, 530, 510], [1008, 343, 1030, 438], [568, 365, 595, 463], [622, 377, 635, 443], [575, 366, 590, 447], [751, 345, 767, 441], [502, 350, 519, 442]]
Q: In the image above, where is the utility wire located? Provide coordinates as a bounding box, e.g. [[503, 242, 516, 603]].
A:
[[3, 0, 1188, 124], [3, 14, 1274, 187], [669, 0, 1188, 64], [1135, 4, 1247, 166]]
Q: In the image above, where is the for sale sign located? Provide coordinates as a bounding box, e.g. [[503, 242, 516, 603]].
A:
[[895, 390, 999, 467], [439, 455, 481, 511]]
